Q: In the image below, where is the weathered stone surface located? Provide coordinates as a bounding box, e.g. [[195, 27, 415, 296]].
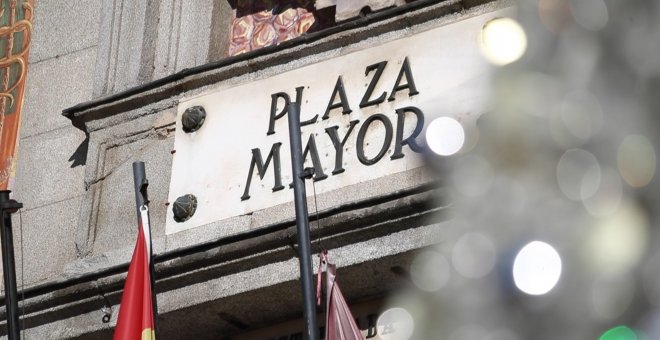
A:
[[19, 220, 441, 339], [153, 0, 220, 80], [21, 47, 97, 138], [92, 135, 173, 256], [13, 178, 440, 337], [152, 0, 179, 80], [65, 0, 470, 136], [207, 0, 233, 63], [152, 223, 440, 339], [93, 0, 149, 96], [12, 126, 87, 210], [93, 0, 232, 95], [175, 0, 214, 72], [29, 0, 102, 63], [13, 195, 82, 286], [69, 105, 177, 257]]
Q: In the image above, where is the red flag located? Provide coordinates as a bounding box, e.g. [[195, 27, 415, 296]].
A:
[[113, 221, 155, 340], [319, 251, 364, 340]]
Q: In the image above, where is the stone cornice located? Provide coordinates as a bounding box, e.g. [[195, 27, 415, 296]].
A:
[[61, 0, 503, 133]]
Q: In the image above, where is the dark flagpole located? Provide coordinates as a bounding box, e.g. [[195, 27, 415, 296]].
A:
[[132, 162, 158, 337], [287, 102, 320, 340], [0, 190, 22, 340]]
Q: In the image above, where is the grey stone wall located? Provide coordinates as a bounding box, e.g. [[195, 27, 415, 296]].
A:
[[12, 0, 102, 286], [12, 0, 234, 287], [94, 0, 233, 96]]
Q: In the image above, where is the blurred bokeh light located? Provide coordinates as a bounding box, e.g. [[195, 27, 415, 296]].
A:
[[512, 241, 562, 295], [452, 232, 497, 279], [617, 134, 656, 188], [410, 250, 451, 292], [377, 307, 415, 340], [425, 117, 465, 156], [382, 0, 660, 338], [479, 17, 528, 65], [599, 326, 637, 340]]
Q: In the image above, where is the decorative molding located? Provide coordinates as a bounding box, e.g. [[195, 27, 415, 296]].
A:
[[94, 0, 149, 96], [73, 103, 176, 257], [229, 6, 315, 56]]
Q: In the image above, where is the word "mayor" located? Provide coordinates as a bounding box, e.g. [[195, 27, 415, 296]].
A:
[[241, 57, 426, 201]]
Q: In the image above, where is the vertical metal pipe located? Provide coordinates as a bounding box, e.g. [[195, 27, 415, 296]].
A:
[[0, 190, 21, 340], [287, 102, 320, 340], [132, 162, 149, 226], [132, 162, 158, 337]]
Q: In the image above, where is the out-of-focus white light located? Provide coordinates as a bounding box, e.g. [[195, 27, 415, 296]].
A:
[[556, 148, 601, 201], [499, 72, 561, 118], [583, 168, 623, 217], [585, 200, 648, 275], [560, 92, 603, 141], [426, 117, 465, 156], [617, 134, 656, 188], [410, 250, 451, 292], [484, 329, 521, 340], [491, 176, 527, 215], [642, 251, 660, 306], [591, 273, 635, 320], [452, 232, 497, 279], [639, 310, 660, 339], [452, 155, 494, 197], [538, 0, 570, 33], [513, 241, 562, 295], [570, 0, 609, 31], [550, 91, 603, 148], [377, 307, 414, 340], [448, 325, 486, 340], [479, 17, 528, 65]]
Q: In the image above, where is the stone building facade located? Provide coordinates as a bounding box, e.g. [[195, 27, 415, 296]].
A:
[[7, 0, 508, 338]]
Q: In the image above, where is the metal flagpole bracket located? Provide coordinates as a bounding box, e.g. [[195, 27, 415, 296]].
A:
[[301, 167, 315, 180], [0, 190, 23, 340], [0, 196, 22, 212], [95, 286, 113, 324], [133, 162, 149, 210]]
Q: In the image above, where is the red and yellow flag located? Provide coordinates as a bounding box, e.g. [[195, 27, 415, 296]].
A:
[[0, 0, 35, 190], [113, 222, 155, 340]]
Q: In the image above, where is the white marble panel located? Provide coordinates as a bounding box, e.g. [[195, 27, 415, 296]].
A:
[[167, 10, 507, 234]]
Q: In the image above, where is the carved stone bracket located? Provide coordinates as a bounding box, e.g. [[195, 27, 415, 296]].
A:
[[69, 100, 177, 257]]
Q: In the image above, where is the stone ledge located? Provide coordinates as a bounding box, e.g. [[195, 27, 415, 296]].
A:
[[0, 183, 447, 337]]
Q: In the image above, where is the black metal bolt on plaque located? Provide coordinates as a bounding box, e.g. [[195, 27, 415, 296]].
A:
[[181, 106, 206, 133], [172, 194, 197, 222]]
